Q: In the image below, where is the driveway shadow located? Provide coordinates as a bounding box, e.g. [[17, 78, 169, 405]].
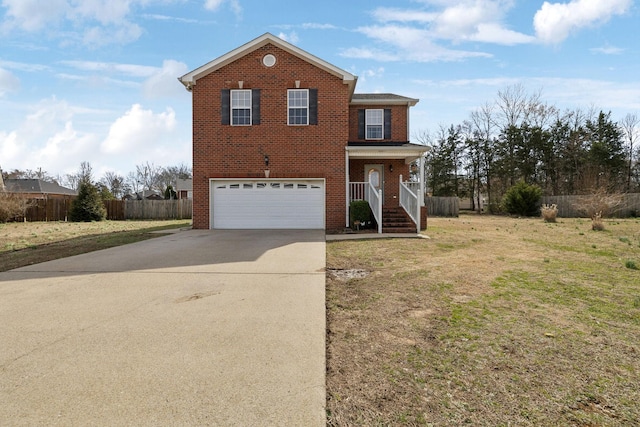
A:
[[0, 229, 326, 281]]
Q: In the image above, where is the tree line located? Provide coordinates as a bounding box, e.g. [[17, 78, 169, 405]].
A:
[[417, 84, 639, 213], [2, 161, 192, 200]]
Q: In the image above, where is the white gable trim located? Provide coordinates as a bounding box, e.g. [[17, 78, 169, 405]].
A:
[[179, 33, 357, 90]]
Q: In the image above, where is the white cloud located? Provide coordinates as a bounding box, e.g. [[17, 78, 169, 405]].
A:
[[0, 60, 49, 73], [0, 67, 20, 96], [1, 0, 68, 32], [534, 0, 632, 44], [349, 1, 532, 64], [468, 23, 536, 45], [0, 97, 189, 177], [142, 60, 189, 98], [71, 0, 134, 25], [0, 97, 100, 174], [142, 14, 199, 24], [277, 31, 299, 44], [60, 60, 158, 77], [369, 1, 533, 46], [372, 7, 437, 23], [347, 25, 492, 62], [82, 21, 143, 47], [0, 130, 21, 162], [204, 0, 224, 10], [101, 104, 176, 155], [590, 45, 625, 55], [204, 0, 242, 18], [0, 0, 148, 46], [301, 23, 338, 30]]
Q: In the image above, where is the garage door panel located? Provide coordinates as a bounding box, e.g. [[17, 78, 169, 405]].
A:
[[211, 180, 325, 229]]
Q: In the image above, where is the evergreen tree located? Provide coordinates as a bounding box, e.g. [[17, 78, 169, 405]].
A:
[[69, 181, 106, 222]]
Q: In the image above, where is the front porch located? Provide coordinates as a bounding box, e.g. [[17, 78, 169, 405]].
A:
[[345, 144, 429, 234], [348, 180, 422, 233]]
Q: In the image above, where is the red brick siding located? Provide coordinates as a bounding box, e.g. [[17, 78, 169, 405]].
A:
[[348, 104, 409, 142], [191, 44, 350, 230]]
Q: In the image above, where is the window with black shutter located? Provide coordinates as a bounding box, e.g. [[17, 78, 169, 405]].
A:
[[221, 88, 261, 125]]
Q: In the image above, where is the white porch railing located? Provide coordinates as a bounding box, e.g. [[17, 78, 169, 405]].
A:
[[366, 181, 383, 234], [349, 181, 382, 233], [349, 182, 366, 201], [399, 174, 420, 230], [404, 181, 420, 194]]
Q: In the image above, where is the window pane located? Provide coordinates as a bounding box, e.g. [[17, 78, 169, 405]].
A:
[[232, 109, 251, 125], [367, 125, 383, 139], [288, 89, 309, 125], [231, 89, 251, 125], [231, 90, 251, 107], [289, 108, 308, 125], [366, 109, 384, 139]]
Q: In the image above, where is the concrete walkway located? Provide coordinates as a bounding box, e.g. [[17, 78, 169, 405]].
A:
[[0, 229, 326, 426]]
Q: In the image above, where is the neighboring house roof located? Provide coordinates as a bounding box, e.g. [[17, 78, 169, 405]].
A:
[[179, 32, 357, 96], [175, 178, 193, 191], [132, 190, 163, 200], [4, 179, 77, 196], [351, 93, 419, 106]]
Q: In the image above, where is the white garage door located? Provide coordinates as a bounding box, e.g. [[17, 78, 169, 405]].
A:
[[211, 179, 325, 229]]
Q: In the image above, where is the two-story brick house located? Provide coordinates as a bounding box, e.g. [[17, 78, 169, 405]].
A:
[[179, 33, 427, 232]]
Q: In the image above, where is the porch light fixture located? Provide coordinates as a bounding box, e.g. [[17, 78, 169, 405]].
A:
[[389, 164, 393, 172], [264, 155, 269, 167]]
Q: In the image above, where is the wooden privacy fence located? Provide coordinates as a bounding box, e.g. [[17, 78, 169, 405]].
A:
[[542, 194, 640, 218], [22, 198, 74, 222], [19, 198, 192, 221], [425, 196, 459, 217], [123, 199, 192, 220]]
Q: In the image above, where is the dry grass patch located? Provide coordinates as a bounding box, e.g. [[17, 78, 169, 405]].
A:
[[0, 220, 191, 272], [326, 215, 640, 426]]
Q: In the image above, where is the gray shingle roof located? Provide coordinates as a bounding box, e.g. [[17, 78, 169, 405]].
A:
[[351, 93, 419, 105], [4, 179, 77, 196]]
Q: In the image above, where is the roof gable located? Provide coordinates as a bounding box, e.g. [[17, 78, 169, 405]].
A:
[[179, 33, 357, 92]]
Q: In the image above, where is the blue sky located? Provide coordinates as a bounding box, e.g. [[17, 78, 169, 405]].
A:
[[1, 0, 638, 179]]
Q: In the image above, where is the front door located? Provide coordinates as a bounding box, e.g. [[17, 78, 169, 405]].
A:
[[365, 164, 384, 200]]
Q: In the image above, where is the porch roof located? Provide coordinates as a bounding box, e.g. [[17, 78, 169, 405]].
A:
[[346, 143, 429, 163]]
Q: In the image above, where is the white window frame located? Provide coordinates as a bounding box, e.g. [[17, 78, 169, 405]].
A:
[[231, 89, 252, 126], [366, 109, 384, 140], [288, 89, 309, 126]]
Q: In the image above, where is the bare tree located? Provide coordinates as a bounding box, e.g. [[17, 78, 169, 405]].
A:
[[469, 102, 497, 211], [157, 163, 192, 192], [620, 113, 639, 191], [495, 83, 542, 128], [135, 162, 164, 195], [101, 171, 126, 199]]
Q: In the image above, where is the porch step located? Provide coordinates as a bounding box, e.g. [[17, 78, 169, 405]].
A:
[[382, 207, 417, 233]]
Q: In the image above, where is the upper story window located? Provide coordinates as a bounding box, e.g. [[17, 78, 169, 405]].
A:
[[231, 89, 251, 126], [357, 108, 392, 140], [288, 89, 309, 125], [366, 109, 384, 139], [221, 89, 260, 126]]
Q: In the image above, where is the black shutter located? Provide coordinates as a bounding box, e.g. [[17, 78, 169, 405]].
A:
[[384, 109, 392, 139], [221, 89, 230, 125], [309, 89, 318, 125], [358, 109, 365, 139], [252, 89, 261, 125]]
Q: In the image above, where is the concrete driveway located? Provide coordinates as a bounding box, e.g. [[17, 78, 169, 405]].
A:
[[0, 229, 326, 426]]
